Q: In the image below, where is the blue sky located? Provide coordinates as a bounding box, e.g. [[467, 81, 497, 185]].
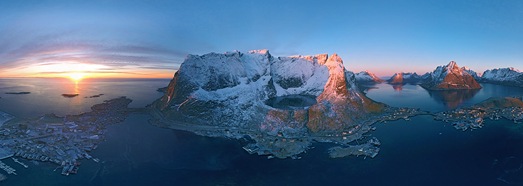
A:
[[1, 0, 522, 78]]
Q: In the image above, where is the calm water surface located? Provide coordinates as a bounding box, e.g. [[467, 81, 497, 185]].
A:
[[363, 83, 523, 112], [1, 79, 523, 185]]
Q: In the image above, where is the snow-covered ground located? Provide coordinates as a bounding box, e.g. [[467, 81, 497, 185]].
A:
[[0, 111, 14, 127]]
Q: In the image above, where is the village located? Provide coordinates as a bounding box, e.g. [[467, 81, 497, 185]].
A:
[[434, 97, 523, 131], [0, 97, 131, 179]]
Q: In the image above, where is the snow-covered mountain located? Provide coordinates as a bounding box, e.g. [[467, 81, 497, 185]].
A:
[[151, 50, 385, 132], [387, 72, 422, 85], [420, 61, 482, 90], [148, 50, 390, 158], [355, 71, 384, 84], [480, 67, 523, 87]]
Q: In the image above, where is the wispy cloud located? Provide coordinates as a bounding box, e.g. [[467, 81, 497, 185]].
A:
[[0, 30, 186, 77]]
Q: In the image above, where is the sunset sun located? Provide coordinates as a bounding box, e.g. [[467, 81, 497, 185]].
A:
[[68, 73, 86, 81]]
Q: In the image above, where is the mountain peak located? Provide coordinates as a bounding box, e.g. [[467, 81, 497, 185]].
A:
[[448, 61, 457, 67], [446, 61, 460, 73], [249, 49, 270, 55], [421, 61, 481, 90], [327, 53, 343, 64], [321, 53, 344, 71]]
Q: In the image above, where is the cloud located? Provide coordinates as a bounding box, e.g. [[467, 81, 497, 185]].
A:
[[0, 31, 187, 77]]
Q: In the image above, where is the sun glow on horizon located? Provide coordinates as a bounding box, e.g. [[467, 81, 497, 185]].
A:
[[0, 61, 175, 79], [68, 72, 87, 82]]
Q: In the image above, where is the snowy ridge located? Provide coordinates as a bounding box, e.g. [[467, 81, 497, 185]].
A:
[[355, 71, 384, 84], [481, 67, 523, 87], [481, 67, 521, 81]]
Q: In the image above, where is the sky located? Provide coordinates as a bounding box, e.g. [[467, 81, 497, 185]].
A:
[[0, 0, 522, 78]]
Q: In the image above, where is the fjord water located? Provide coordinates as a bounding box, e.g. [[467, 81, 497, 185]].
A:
[[363, 83, 523, 112], [0, 78, 523, 185]]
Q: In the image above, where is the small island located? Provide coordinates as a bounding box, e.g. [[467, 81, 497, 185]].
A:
[[84, 94, 104, 98], [62, 93, 79, 98], [5, 92, 31, 95]]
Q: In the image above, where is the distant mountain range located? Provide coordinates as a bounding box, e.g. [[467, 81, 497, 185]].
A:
[[480, 67, 523, 86], [356, 61, 523, 88], [387, 72, 423, 85]]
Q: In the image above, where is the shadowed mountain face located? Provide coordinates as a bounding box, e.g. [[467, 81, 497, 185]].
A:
[[427, 89, 480, 109], [421, 61, 482, 90], [151, 50, 385, 134]]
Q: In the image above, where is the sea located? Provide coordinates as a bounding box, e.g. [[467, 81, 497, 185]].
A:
[[0, 78, 523, 186]]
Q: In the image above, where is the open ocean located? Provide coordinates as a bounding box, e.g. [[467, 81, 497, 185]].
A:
[[1, 78, 523, 185]]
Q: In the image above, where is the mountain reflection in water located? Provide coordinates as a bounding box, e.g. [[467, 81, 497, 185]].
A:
[[427, 89, 480, 109], [392, 84, 403, 91]]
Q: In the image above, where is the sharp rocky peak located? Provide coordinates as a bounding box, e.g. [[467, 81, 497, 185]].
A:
[[445, 61, 461, 73]]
